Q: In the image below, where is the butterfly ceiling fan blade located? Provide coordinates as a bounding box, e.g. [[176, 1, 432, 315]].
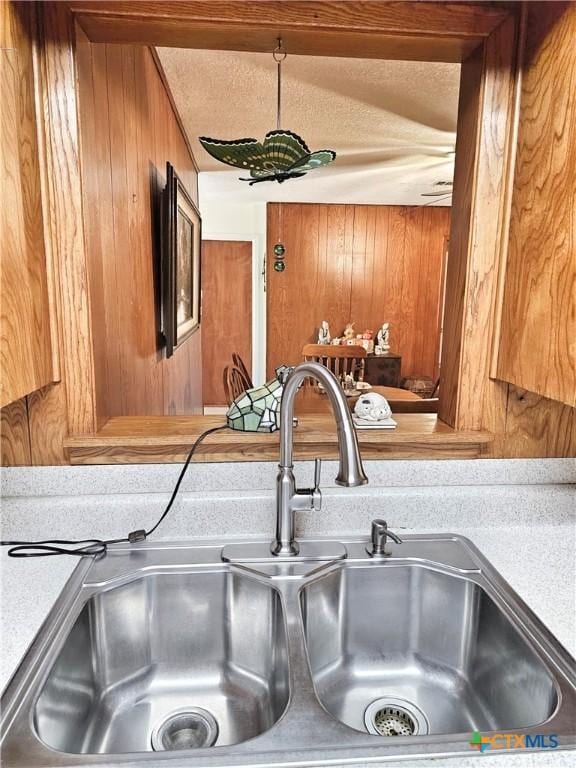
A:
[[199, 136, 267, 171]]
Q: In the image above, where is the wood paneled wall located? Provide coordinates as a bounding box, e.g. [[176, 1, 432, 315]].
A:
[[75, 42, 202, 420], [496, 2, 575, 408], [267, 203, 450, 381]]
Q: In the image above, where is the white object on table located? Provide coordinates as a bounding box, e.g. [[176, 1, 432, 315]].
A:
[[353, 391, 392, 421]]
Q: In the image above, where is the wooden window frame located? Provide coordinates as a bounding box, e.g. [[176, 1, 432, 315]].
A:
[[34, 1, 521, 461]]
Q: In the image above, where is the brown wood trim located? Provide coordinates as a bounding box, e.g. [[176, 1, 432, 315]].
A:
[[69, 1, 513, 63], [31, 2, 62, 384], [35, 2, 97, 435], [64, 414, 493, 464], [439, 13, 520, 443], [69, 1, 510, 37], [488, 3, 527, 382], [435, 42, 484, 428]]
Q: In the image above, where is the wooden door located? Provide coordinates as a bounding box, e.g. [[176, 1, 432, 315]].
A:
[[201, 241, 252, 406]]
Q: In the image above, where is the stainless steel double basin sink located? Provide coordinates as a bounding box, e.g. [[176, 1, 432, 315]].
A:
[[1, 535, 575, 766]]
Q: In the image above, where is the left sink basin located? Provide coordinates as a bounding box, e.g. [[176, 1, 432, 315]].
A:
[[34, 569, 289, 754]]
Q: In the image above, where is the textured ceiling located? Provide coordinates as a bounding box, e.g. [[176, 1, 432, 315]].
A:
[[157, 48, 460, 206]]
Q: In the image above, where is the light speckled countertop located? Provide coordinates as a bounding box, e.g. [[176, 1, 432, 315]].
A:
[[1, 458, 575, 767]]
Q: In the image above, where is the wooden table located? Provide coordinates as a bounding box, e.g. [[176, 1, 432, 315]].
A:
[[296, 385, 422, 414]]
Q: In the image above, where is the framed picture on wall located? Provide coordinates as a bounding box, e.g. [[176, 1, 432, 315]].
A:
[[161, 162, 201, 358]]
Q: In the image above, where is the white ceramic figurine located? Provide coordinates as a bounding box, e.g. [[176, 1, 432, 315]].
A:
[[376, 322, 391, 354], [318, 320, 331, 345], [354, 392, 392, 422]]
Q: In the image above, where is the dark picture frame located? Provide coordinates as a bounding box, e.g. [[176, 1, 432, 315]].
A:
[[161, 162, 201, 358]]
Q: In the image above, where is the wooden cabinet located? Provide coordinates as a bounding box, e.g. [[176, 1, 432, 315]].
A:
[[363, 354, 401, 387], [495, 2, 575, 408], [0, 2, 55, 408]]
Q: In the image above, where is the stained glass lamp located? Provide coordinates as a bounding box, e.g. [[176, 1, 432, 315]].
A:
[[199, 40, 336, 185], [226, 366, 293, 432]]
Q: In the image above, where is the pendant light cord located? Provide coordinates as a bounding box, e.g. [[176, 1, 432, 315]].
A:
[[273, 37, 286, 130], [277, 57, 281, 130]]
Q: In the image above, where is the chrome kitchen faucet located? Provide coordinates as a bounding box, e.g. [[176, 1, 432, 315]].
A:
[[222, 361, 367, 563], [272, 361, 367, 556]]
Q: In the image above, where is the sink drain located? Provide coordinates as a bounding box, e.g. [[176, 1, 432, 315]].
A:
[[373, 707, 415, 736], [151, 708, 219, 751], [364, 697, 429, 737]]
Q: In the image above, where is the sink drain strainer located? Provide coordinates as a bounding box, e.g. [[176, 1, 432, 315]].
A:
[[151, 708, 219, 751], [373, 707, 415, 736], [364, 697, 429, 737]]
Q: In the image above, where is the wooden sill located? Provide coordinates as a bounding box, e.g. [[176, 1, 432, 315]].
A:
[[64, 415, 493, 464]]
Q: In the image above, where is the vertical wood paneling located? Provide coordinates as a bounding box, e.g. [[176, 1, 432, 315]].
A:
[[381, 207, 406, 363], [400, 207, 424, 377], [267, 203, 450, 381], [76, 41, 203, 418], [0, 399, 31, 466], [415, 211, 444, 379], [201, 241, 252, 406], [496, 2, 576, 407]]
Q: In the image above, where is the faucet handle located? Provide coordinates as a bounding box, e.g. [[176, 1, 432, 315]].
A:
[[312, 458, 322, 511]]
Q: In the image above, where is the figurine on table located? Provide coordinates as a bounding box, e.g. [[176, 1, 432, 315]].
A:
[[354, 392, 392, 421], [343, 322, 355, 341], [343, 373, 356, 393], [375, 322, 391, 354], [317, 320, 331, 345]]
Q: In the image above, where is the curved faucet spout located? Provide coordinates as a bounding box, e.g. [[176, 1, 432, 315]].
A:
[[272, 362, 368, 557], [279, 362, 368, 486]]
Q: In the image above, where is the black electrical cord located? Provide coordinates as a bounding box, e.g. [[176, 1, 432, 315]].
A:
[[1, 424, 229, 558]]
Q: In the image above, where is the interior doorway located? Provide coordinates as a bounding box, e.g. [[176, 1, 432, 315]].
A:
[[201, 240, 253, 409]]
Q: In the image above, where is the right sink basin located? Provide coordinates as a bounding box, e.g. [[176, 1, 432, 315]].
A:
[[300, 562, 559, 737]]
